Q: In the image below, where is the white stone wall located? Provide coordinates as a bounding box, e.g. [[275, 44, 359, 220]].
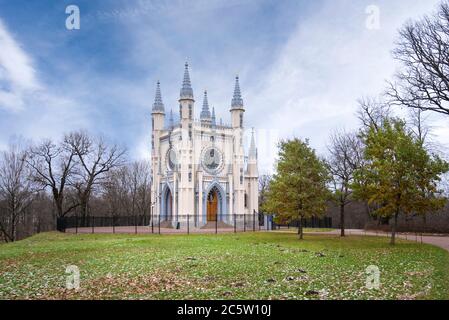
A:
[[152, 113, 258, 224]]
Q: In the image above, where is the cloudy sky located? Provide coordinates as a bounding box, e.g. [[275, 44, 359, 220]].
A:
[[0, 0, 448, 174]]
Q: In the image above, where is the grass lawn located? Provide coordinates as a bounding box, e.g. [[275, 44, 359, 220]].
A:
[[1, 231, 448, 300]]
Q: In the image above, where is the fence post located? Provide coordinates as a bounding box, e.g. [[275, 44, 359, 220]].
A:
[[113, 215, 115, 234], [91, 216, 94, 234], [244, 214, 246, 232], [151, 211, 154, 234], [215, 214, 218, 234], [75, 214, 78, 234], [253, 211, 256, 232], [187, 214, 190, 235], [234, 214, 236, 233], [158, 213, 161, 235], [135, 215, 138, 234]]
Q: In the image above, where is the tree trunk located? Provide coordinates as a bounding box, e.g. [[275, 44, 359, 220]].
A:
[[390, 211, 399, 246], [55, 197, 63, 218], [10, 211, 16, 242], [340, 203, 345, 237], [298, 217, 304, 240]]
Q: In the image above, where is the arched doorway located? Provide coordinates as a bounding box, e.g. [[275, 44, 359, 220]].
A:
[[163, 187, 173, 221], [207, 188, 219, 222]]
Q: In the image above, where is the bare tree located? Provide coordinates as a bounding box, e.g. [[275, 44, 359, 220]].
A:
[[26, 139, 79, 218], [102, 167, 128, 217], [101, 161, 151, 218], [442, 172, 449, 197], [258, 174, 272, 214], [327, 130, 364, 237], [0, 143, 36, 242], [357, 96, 391, 132], [387, 1, 449, 116], [407, 108, 431, 147], [130, 161, 151, 219], [64, 131, 126, 219]]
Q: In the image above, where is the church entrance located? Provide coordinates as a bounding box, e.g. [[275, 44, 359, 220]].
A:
[[207, 189, 218, 222], [163, 188, 173, 221]]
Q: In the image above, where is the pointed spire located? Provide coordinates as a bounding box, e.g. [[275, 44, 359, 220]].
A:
[[200, 90, 211, 121], [211, 106, 216, 127], [231, 76, 244, 110], [249, 128, 257, 159], [180, 62, 194, 100], [152, 81, 165, 113], [169, 109, 174, 128]]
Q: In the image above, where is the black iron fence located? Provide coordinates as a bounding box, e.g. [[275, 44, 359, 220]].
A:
[[57, 212, 273, 235], [273, 217, 332, 229]]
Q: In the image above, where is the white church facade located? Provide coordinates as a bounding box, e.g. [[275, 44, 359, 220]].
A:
[[150, 63, 259, 228]]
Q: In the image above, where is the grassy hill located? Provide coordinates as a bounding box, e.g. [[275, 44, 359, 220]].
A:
[[1, 231, 448, 300]]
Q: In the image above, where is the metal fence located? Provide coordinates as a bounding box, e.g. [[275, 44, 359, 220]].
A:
[[273, 217, 333, 230], [57, 212, 272, 235]]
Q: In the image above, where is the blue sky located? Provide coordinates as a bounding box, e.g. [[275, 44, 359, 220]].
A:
[[0, 0, 448, 174]]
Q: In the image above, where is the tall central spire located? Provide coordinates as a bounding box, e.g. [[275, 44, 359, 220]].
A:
[[249, 128, 257, 159], [231, 76, 244, 110], [180, 62, 194, 100], [152, 81, 165, 113], [200, 90, 211, 121]]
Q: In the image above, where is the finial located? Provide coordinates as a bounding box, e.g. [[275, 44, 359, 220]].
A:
[[169, 109, 174, 128], [249, 128, 257, 159], [200, 90, 211, 121], [231, 76, 244, 110], [152, 81, 165, 113], [180, 62, 194, 100], [211, 106, 216, 127]]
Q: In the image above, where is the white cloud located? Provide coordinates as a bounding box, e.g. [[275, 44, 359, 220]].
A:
[[0, 17, 92, 149], [2, 0, 448, 170], [247, 0, 448, 173], [0, 18, 40, 111]]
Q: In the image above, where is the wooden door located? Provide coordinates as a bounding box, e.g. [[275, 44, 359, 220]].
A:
[[207, 190, 218, 221]]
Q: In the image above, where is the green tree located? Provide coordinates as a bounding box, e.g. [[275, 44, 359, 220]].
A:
[[265, 138, 330, 239], [353, 120, 449, 245]]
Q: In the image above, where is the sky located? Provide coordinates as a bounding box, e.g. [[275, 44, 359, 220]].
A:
[[0, 0, 448, 174]]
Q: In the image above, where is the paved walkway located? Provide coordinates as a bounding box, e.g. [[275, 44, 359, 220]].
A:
[[307, 229, 449, 252]]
